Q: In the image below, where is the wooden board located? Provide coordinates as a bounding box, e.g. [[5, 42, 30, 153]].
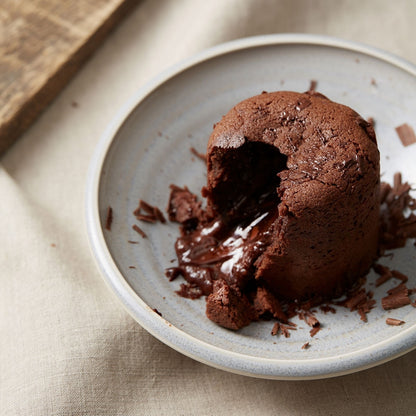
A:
[[0, 0, 138, 156]]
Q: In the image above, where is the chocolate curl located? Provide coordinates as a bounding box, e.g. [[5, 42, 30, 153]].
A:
[[386, 318, 405, 326], [395, 123, 416, 147], [381, 284, 410, 310]]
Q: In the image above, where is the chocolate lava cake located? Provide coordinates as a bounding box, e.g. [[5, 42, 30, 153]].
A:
[[167, 90, 380, 330]]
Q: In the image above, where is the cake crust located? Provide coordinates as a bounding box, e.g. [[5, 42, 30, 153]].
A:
[[205, 91, 380, 300]]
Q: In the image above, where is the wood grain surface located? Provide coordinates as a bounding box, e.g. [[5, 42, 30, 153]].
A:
[[0, 0, 138, 156]]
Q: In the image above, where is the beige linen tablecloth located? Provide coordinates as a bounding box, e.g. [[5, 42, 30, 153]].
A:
[[2, 1, 416, 414]]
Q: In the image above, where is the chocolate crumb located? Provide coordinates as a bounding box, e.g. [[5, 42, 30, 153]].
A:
[[395, 123, 416, 147], [152, 308, 162, 317], [205, 280, 255, 329], [165, 267, 182, 281], [50, 243, 56, 248], [177, 283, 204, 300], [129, 266, 136, 269], [386, 317, 405, 326], [371, 78, 377, 86], [105, 206, 113, 231], [71, 101, 79, 108], [132, 224, 147, 238], [167, 184, 205, 228], [190, 147, 207, 162], [128, 240, 139, 244], [301, 342, 310, 350]]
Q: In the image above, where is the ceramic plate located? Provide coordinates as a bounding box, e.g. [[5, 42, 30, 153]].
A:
[[86, 34, 416, 379]]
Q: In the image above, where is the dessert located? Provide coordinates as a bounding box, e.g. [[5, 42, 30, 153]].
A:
[[167, 90, 381, 330]]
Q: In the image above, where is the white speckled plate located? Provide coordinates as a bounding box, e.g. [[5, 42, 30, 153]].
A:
[[86, 34, 416, 379]]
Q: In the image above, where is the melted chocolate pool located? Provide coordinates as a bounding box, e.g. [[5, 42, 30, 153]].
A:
[[166, 142, 287, 299]]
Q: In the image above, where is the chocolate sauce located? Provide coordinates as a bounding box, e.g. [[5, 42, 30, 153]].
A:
[[166, 205, 278, 298]]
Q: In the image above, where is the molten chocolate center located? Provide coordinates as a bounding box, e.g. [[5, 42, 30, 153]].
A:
[[166, 142, 287, 298]]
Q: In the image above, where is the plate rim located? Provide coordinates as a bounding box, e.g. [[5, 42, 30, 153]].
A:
[[85, 33, 416, 380]]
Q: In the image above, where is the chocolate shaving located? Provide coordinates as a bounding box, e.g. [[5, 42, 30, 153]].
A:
[[367, 117, 375, 128], [271, 322, 280, 336], [386, 317, 405, 326], [152, 308, 162, 317], [139, 199, 155, 215], [132, 224, 147, 238], [379, 174, 416, 251], [338, 288, 375, 322], [154, 207, 167, 223], [135, 213, 157, 223], [105, 206, 113, 231], [133, 199, 166, 224], [271, 322, 296, 338], [280, 324, 295, 338], [319, 304, 336, 314], [374, 263, 393, 287], [309, 326, 321, 337], [391, 270, 408, 283], [301, 342, 310, 350], [309, 80, 317, 92], [395, 123, 416, 147], [190, 147, 207, 162], [382, 284, 410, 310], [298, 310, 321, 335], [303, 311, 320, 328], [343, 289, 367, 310], [128, 240, 139, 244]]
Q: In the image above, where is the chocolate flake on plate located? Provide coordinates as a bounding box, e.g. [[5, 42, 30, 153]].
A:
[[190, 147, 207, 162], [133, 199, 166, 224], [381, 284, 411, 310], [395, 123, 416, 147], [132, 224, 147, 239], [386, 317, 405, 326], [309, 79, 317, 92], [105, 206, 113, 231]]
